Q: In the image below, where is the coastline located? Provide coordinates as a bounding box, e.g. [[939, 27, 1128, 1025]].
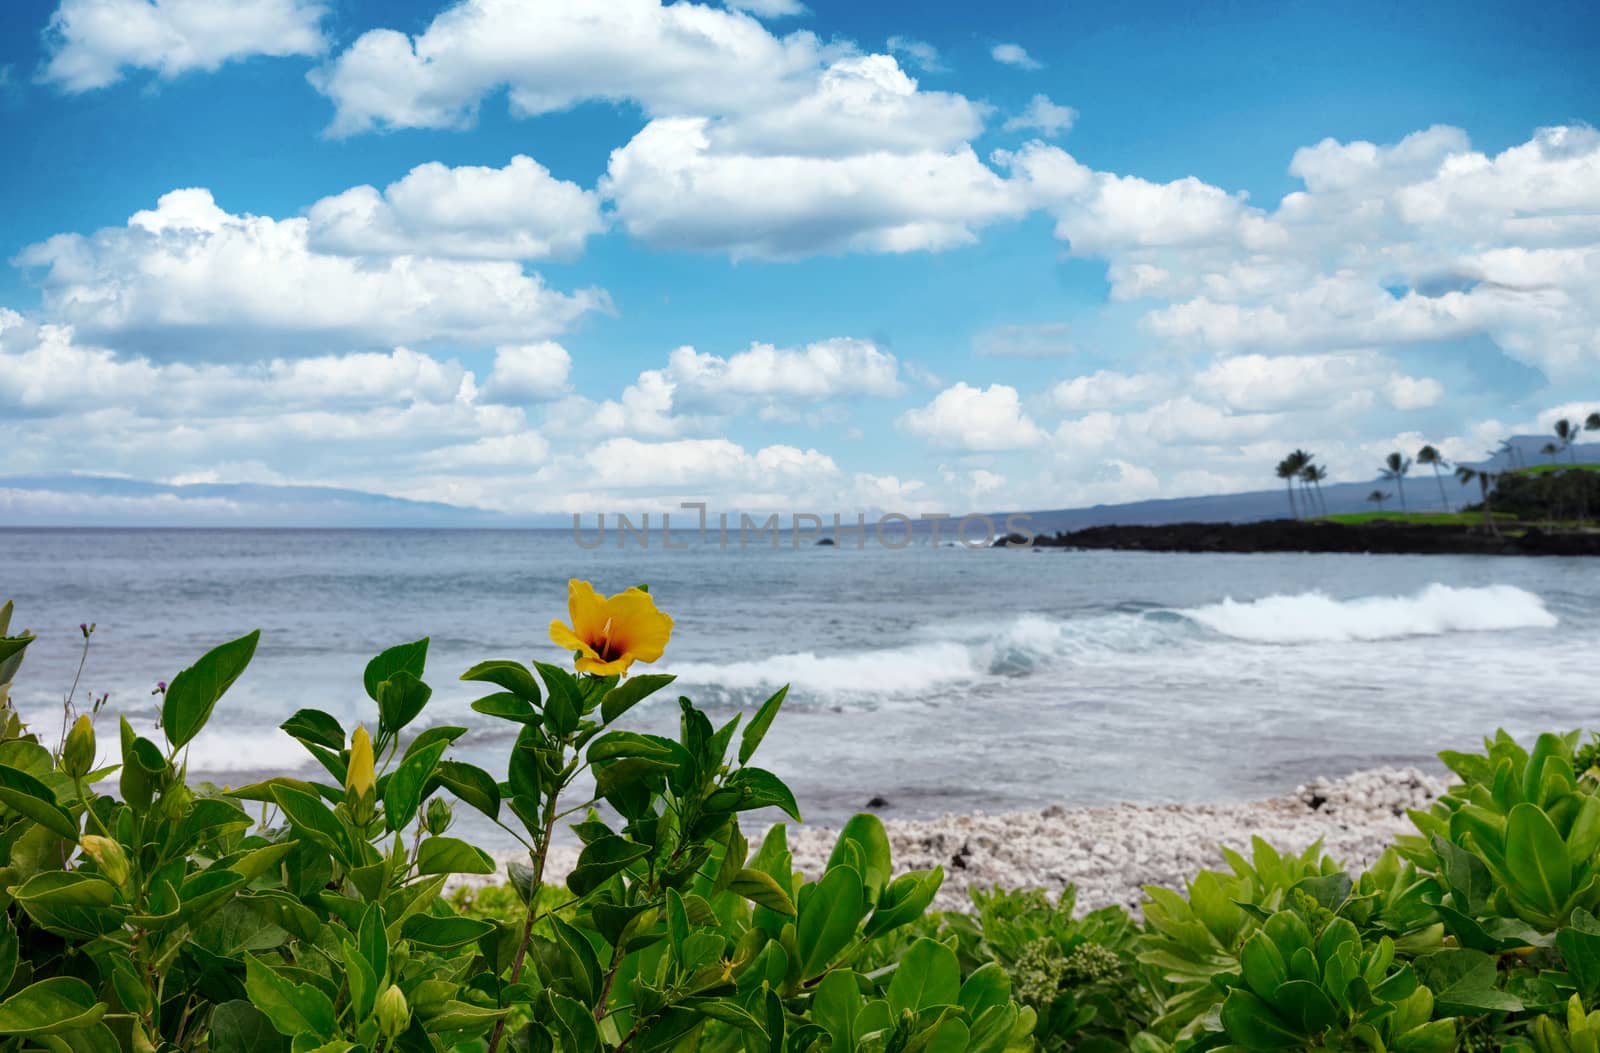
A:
[[458, 766, 1448, 915], [1020, 520, 1600, 556]]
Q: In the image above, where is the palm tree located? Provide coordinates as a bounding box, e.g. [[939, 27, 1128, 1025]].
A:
[[1367, 490, 1391, 511], [1300, 463, 1330, 516], [1381, 452, 1412, 511], [1542, 441, 1561, 465], [1456, 466, 1502, 537], [1275, 457, 1299, 518], [1495, 438, 1525, 469], [1417, 445, 1451, 512], [1276, 450, 1311, 518], [1555, 419, 1579, 464]]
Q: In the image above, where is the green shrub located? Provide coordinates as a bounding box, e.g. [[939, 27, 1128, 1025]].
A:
[[0, 586, 1020, 1051], [4, 583, 1600, 1053]]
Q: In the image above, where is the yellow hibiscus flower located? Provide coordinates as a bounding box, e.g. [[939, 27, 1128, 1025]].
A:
[[549, 579, 673, 676]]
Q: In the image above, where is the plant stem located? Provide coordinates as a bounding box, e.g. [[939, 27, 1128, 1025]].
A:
[[486, 789, 562, 1053], [594, 938, 627, 1022]]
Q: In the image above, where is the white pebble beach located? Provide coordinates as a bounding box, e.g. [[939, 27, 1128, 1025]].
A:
[[461, 766, 1450, 915]]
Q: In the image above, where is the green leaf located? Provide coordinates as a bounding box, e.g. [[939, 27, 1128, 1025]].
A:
[[364, 638, 428, 702], [827, 814, 892, 903], [730, 868, 796, 916], [376, 671, 432, 737], [1272, 979, 1338, 1035], [1393, 1019, 1458, 1053], [886, 937, 961, 1016], [721, 767, 800, 821], [0, 764, 79, 839], [739, 686, 787, 765], [1559, 910, 1600, 1000], [1506, 802, 1573, 917], [358, 903, 388, 987], [461, 659, 543, 704], [437, 760, 501, 821], [209, 1000, 290, 1053], [600, 674, 676, 724], [340, 938, 378, 1021], [12, 872, 117, 918], [416, 836, 495, 875], [244, 955, 336, 1040], [567, 835, 650, 896], [383, 738, 448, 833], [118, 724, 168, 811], [162, 630, 259, 748], [1431, 835, 1493, 915], [1220, 989, 1302, 1050], [1413, 949, 1525, 1014], [813, 968, 862, 1051], [279, 709, 345, 751], [544, 991, 599, 1053], [588, 731, 680, 763], [594, 757, 675, 801], [271, 785, 354, 866], [959, 963, 1012, 1019], [0, 916, 16, 995], [401, 913, 495, 949], [421, 1000, 510, 1033], [38, 1022, 121, 1053], [864, 867, 943, 939], [0, 977, 104, 1036], [1239, 931, 1288, 1003], [398, 734, 461, 770], [534, 661, 582, 733], [797, 865, 866, 979], [471, 692, 541, 724]]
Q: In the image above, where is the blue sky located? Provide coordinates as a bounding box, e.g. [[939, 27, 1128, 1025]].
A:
[[1, 0, 1597, 521]]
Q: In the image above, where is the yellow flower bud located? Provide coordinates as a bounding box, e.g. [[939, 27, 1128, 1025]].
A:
[[375, 983, 410, 1038], [347, 725, 375, 799], [80, 834, 131, 889], [62, 714, 95, 778]]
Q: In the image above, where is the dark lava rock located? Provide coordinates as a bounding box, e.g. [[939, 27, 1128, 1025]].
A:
[[816, 537, 836, 546], [1027, 519, 1600, 557], [866, 795, 890, 809]]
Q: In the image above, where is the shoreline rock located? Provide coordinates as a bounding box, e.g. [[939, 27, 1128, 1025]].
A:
[[1026, 519, 1600, 557], [457, 767, 1449, 915]]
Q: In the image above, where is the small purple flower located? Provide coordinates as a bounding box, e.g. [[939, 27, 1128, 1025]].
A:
[[152, 681, 168, 696]]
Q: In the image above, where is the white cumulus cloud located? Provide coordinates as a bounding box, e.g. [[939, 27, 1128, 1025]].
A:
[[306, 156, 604, 261], [899, 382, 1046, 451], [42, 0, 328, 92], [990, 43, 1041, 70], [14, 188, 606, 352]]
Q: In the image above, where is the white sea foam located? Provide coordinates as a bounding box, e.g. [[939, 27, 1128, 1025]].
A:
[[668, 584, 1560, 697], [667, 612, 1178, 696], [669, 640, 982, 696], [1176, 583, 1558, 644], [182, 726, 315, 775]]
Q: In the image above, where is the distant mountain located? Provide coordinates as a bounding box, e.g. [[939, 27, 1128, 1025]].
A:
[[1008, 435, 1600, 533], [0, 474, 536, 527], [3, 435, 1595, 529]]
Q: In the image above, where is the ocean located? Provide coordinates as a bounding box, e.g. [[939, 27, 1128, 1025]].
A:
[[4, 528, 1594, 845]]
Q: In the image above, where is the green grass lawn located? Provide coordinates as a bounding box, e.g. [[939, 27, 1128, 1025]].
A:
[[1513, 462, 1600, 475], [1321, 511, 1517, 526]]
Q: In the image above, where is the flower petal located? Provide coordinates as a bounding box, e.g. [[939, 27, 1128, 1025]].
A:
[[567, 579, 609, 643], [577, 654, 634, 677], [604, 588, 674, 664], [550, 620, 599, 661]]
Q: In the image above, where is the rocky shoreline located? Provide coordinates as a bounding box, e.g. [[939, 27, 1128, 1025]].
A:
[[461, 767, 1449, 915], [1019, 520, 1600, 556]]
